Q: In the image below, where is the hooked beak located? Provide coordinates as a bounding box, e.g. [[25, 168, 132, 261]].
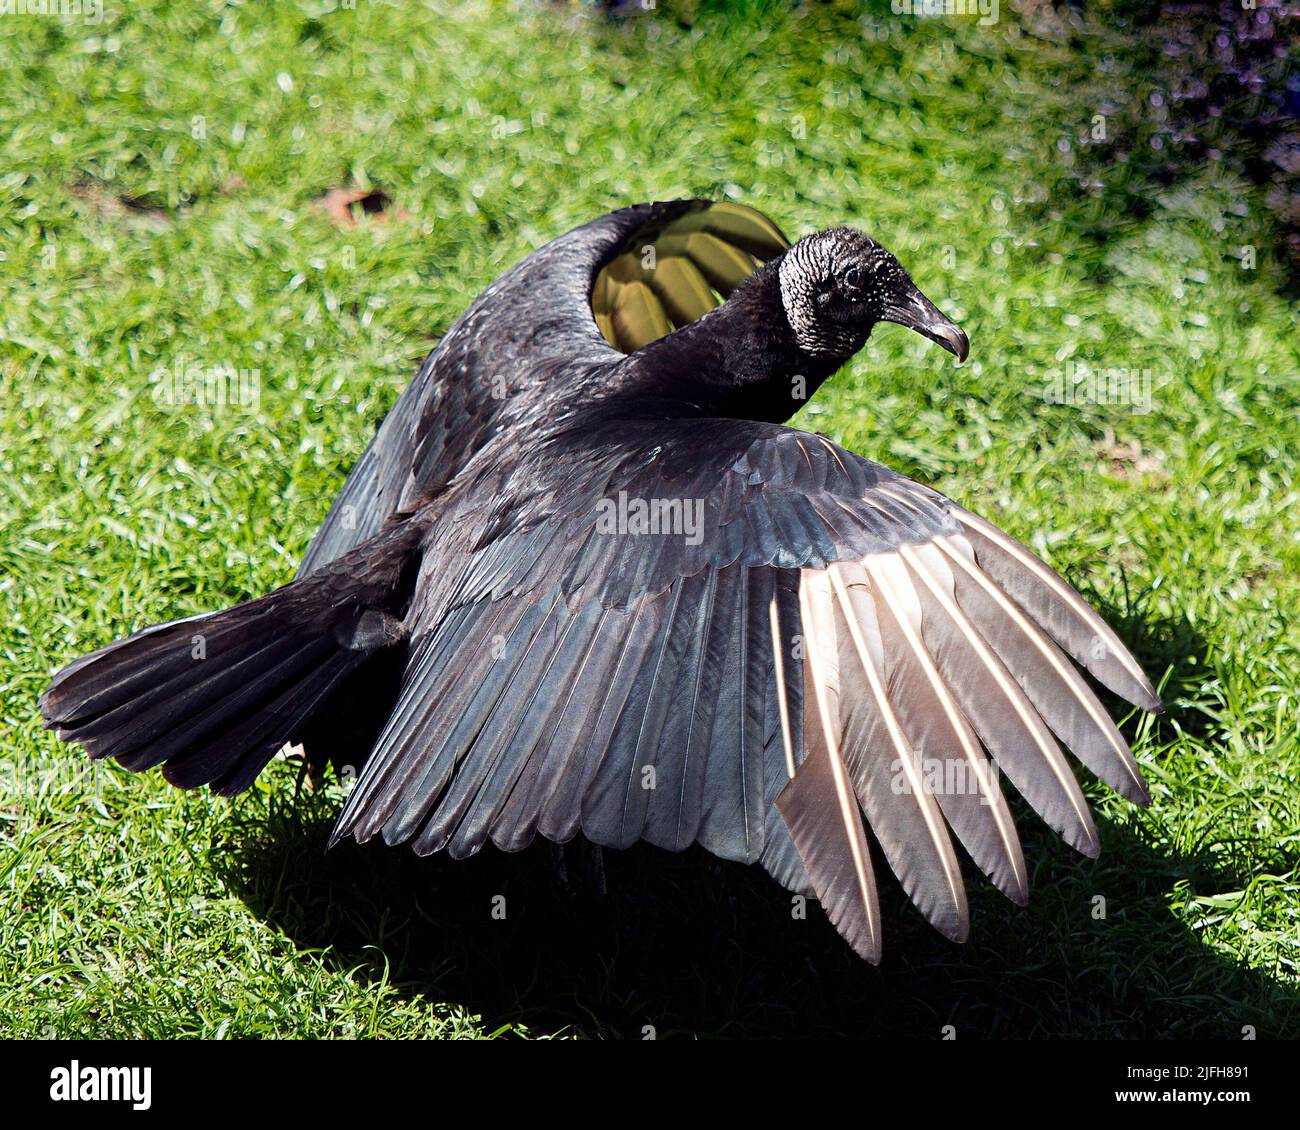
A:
[[881, 286, 969, 364]]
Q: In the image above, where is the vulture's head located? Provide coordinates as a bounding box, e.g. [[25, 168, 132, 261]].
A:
[[777, 227, 969, 364]]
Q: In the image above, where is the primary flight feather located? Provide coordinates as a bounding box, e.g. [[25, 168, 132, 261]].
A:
[[40, 199, 1161, 963]]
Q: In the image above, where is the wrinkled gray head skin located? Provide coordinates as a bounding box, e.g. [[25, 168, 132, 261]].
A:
[[777, 227, 969, 363]]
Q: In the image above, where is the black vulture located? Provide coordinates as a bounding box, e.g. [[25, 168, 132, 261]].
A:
[[41, 200, 1161, 962]]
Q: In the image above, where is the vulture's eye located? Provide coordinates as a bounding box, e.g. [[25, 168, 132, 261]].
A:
[[842, 265, 865, 294]]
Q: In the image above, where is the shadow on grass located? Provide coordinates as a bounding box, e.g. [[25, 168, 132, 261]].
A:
[[216, 607, 1298, 1039]]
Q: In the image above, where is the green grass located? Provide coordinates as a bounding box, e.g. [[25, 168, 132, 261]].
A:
[[2, 0, 1297, 1039]]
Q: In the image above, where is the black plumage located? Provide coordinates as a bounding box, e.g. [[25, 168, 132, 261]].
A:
[[40, 199, 1162, 963]]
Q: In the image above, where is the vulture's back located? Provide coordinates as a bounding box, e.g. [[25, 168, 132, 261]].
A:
[[295, 201, 704, 575]]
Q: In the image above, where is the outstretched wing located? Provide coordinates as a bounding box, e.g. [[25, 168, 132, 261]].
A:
[[591, 201, 789, 351], [332, 419, 1160, 963], [297, 199, 788, 575]]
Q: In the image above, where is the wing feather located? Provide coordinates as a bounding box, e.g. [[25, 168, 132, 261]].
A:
[[583, 578, 694, 849], [855, 555, 1027, 905], [776, 570, 881, 962], [696, 566, 766, 862], [444, 600, 607, 858], [827, 563, 969, 940], [551, 596, 669, 844], [948, 507, 1161, 711], [642, 570, 721, 852], [900, 542, 1100, 857], [488, 607, 624, 852], [935, 534, 1149, 804]]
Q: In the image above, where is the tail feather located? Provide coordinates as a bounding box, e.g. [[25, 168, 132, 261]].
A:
[[162, 648, 358, 793], [54, 620, 309, 762], [40, 520, 424, 796], [42, 610, 256, 729]]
